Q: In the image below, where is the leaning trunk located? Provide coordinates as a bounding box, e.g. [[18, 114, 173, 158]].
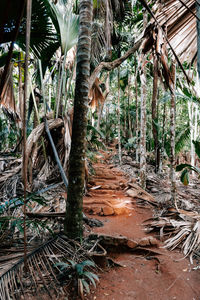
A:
[[64, 0, 93, 240]]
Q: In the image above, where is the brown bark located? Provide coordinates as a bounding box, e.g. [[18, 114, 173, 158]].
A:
[[152, 54, 159, 172], [170, 62, 177, 206], [139, 10, 147, 189], [89, 38, 144, 90], [64, 0, 93, 240], [135, 56, 139, 163], [23, 0, 32, 271], [127, 72, 132, 137], [117, 67, 122, 165], [18, 54, 23, 121]]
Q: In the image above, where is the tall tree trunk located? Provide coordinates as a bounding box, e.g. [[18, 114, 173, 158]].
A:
[[188, 101, 195, 168], [127, 72, 132, 138], [188, 101, 198, 172], [170, 62, 177, 206], [105, 0, 112, 60], [18, 53, 23, 121], [135, 56, 139, 163], [64, 0, 93, 240], [117, 67, 122, 164], [23, 0, 32, 270], [152, 54, 159, 172], [159, 100, 167, 173], [139, 10, 147, 189]]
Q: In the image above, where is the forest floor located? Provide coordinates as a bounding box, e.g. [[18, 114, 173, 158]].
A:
[[82, 147, 200, 300], [1, 145, 200, 300]]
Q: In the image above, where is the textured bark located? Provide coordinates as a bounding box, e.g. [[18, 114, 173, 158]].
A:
[[89, 38, 144, 90], [139, 11, 147, 189], [135, 56, 139, 163], [152, 54, 159, 172], [23, 0, 32, 271], [64, 0, 93, 240], [127, 72, 132, 137], [18, 54, 23, 121], [170, 62, 176, 205], [117, 67, 122, 165], [188, 102, 195, 168], [188, 101, 198, 172], [159, 101, 167, 173]]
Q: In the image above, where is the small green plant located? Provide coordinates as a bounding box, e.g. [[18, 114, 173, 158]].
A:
[[0, 193, 48, 237], [176, 140, 200, 185], [56, 259, 99, 299], [87, 123, 105, 150], [124, 137, 137, 150]]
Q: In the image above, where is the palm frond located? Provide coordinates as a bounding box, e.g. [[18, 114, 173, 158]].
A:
[[48, 0, 79, 54], [89, 78, 105, 112], [154, 0, 196, 63], [15, 0, 59, 59], [0, 66, 20, 122], [0, 234, 93, 300], [175, 125, 190, 154], [145, 208, 200, 263], [91, 22, 107, 67]]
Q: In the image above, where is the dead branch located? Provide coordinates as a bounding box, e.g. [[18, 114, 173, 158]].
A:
[[89, 37, 144, 89], [26, 118, 63, 160]]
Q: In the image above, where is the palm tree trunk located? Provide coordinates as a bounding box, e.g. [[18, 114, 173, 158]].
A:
[[188, 101, 195, 168], [127, 72, 132, 138], [135, 56, 139, 163], [139, 10, 147, 189], [159, 101, 167, 173], [152, 54, 159, 172], [117, 67, 122, 165], [23, 0, 32, 270], [170, 62, 177, 206], [64, 0, 93, 240], [18, 53, 23, 121]]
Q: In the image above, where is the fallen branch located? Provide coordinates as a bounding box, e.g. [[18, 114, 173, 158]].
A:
[[26, 211, 104, 227]]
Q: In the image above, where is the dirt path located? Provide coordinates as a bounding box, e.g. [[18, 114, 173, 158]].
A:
[[83, 152, 200, 300]]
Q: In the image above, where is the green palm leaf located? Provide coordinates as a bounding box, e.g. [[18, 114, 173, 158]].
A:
[[49, 0, 79, 54]]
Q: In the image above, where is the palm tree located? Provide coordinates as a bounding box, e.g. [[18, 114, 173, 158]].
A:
[[139, 10, 147, 189], [64, 0, 93, 240]]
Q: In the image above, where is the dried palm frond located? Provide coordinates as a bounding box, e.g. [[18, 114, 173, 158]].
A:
[[89, 78, 105, 113], [144, 208, 200, 263], [91, 22, 107, 66], [154, 0, 196, 63], [65, 46, 76, 71], [0, 234, 94, 300], [0, 66, 20, 122]]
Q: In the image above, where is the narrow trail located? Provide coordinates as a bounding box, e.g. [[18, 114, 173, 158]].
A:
[[83, 150, 200, 300]]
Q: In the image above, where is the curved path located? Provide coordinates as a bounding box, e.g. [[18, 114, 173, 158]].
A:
[[83, 151, 200, 300]]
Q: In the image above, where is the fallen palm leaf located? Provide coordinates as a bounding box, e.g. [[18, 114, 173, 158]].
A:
[[145, 208, 200, 263], [0, 234, 99, 300]]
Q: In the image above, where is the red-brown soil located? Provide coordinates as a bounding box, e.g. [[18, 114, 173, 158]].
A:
[[83, 152, 200, 300]]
